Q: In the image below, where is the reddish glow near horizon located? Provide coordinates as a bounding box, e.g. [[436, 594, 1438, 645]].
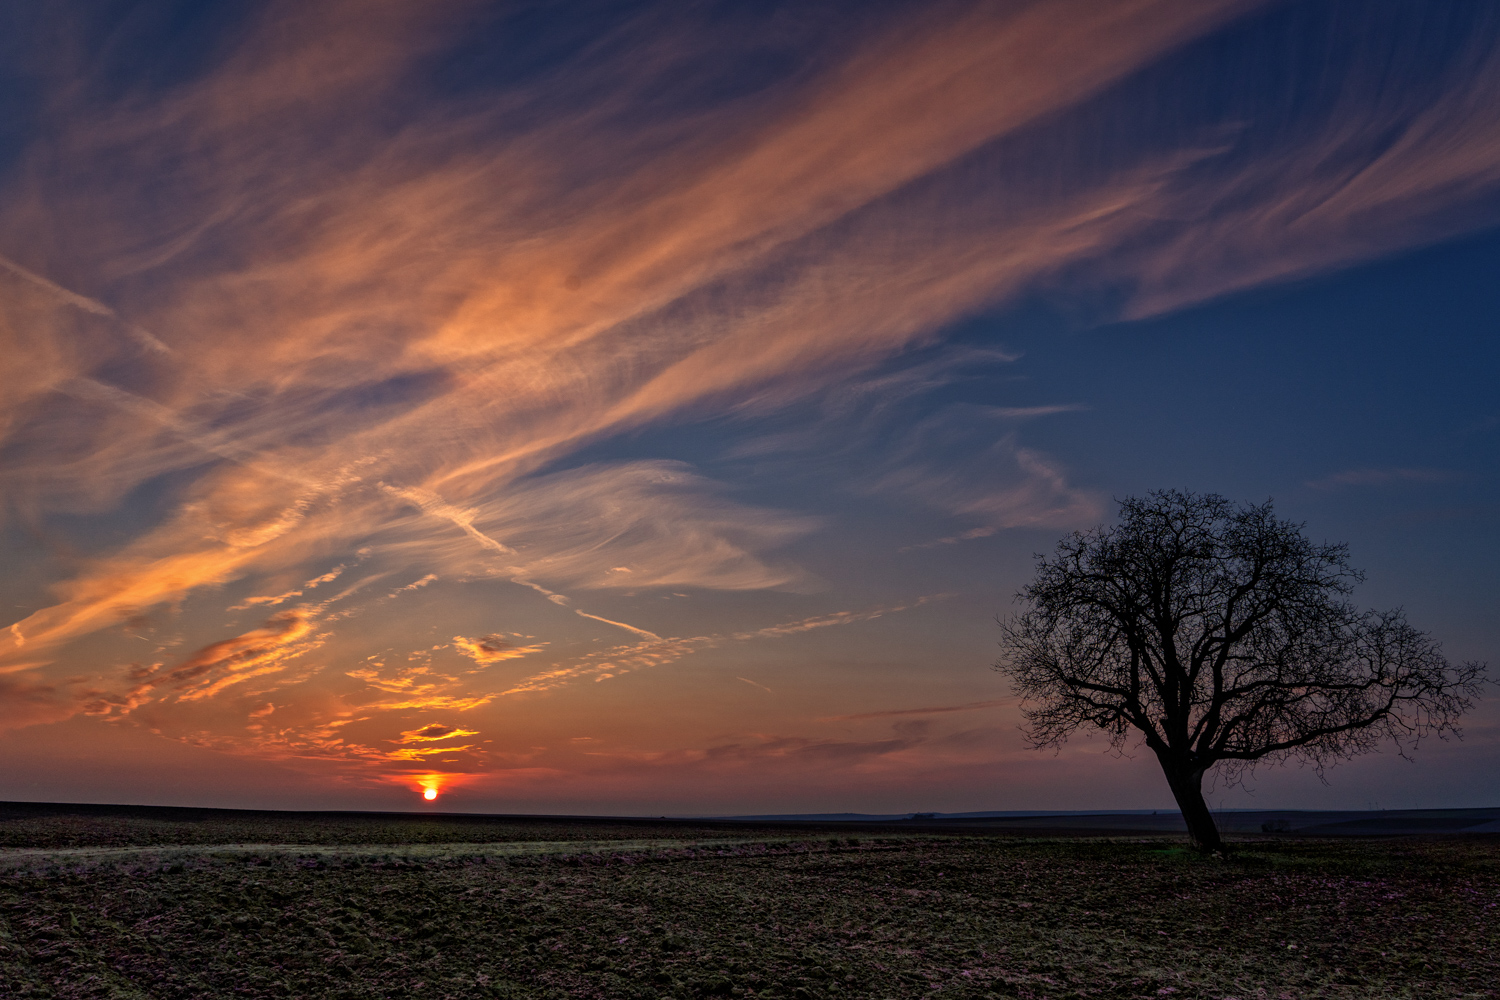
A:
[[423, 788, 438, 801]]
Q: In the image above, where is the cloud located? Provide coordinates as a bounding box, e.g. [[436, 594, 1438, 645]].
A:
[[304, 566, 345, 588], [577, 734, 922, 771], [991, 405, 1088, 420], [387, 574, 438, 598], [1306, 467, 1461, 490], [949, 446, 1106, 528], [434, 461, 818, 592], [1114, 17, 1500, 319], [730, 595, 949, 641], [899, 527, 998, 553], [2, 469, 354, 663], [393, 723, 478, 744], [451, 634, 544, 667], [385, 745, 476, 762], [572, 611, 660, 640], [875, 407, 1106, 531], [822, 699, 1016, 722], [138, 609, 322, 704], [230, 588, 306, 610], [500, 635, 710, 697], [504, 594, 946, 696]]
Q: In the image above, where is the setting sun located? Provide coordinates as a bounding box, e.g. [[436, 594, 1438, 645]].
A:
[[423, 787, 438, 801]]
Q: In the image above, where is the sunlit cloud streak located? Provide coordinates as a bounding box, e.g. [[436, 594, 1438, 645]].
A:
[[3, 0, 1499, 786], [77, 608, 325, 719], [451, 634, 545, 667], [729, 597, 948, 641], [502, 596, 946, 696], [394, 724, 479, 744]]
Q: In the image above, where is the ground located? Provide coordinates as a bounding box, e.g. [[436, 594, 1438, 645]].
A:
[[1, 809, 1496, 999]]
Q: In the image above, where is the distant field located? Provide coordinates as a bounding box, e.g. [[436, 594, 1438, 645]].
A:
[[0, 801, 750, 851], [2, 806, 1497, 999]]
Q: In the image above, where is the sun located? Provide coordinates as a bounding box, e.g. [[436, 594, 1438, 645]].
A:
[[408, 773, 451, 802]]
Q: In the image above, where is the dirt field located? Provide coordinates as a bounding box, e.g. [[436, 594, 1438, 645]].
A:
[[1, 807, 1496, 999]]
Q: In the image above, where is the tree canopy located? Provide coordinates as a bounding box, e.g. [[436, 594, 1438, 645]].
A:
[[996, 490, 1486, 851]]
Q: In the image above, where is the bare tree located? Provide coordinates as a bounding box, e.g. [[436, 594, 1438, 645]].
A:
[[996, 490, 1486, 852]]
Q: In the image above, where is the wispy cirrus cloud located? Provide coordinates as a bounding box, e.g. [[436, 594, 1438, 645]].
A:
[[230, 566, 345, 610], [729, 596, 949, 641], [874, 406, 1105, 533], [1307, 467, 1461, 490], [503, 595, 947, 696], [822, 699, 1016, 722], [386, 574, 437, 598], [991, 405, 1088, 421]]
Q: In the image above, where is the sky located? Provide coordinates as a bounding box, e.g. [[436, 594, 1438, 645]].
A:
[[1, 0, 1497, 816]]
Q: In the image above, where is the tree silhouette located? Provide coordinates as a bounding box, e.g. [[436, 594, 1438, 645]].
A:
[[996, 490, 1486, 852]]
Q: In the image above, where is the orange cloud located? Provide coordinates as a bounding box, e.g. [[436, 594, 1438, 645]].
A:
[[385, 745, 476, 762], [450, 635, 544, 667], [393, 723, 479, 744], [149, 609, 323, 704], [387, 574, 437, 597]]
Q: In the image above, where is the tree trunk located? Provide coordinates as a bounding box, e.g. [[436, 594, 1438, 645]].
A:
[[1161, 760, 1223, 853]]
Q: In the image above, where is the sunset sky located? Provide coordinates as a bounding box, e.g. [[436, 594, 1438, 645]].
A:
[[2, 0, 1497, 816]]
